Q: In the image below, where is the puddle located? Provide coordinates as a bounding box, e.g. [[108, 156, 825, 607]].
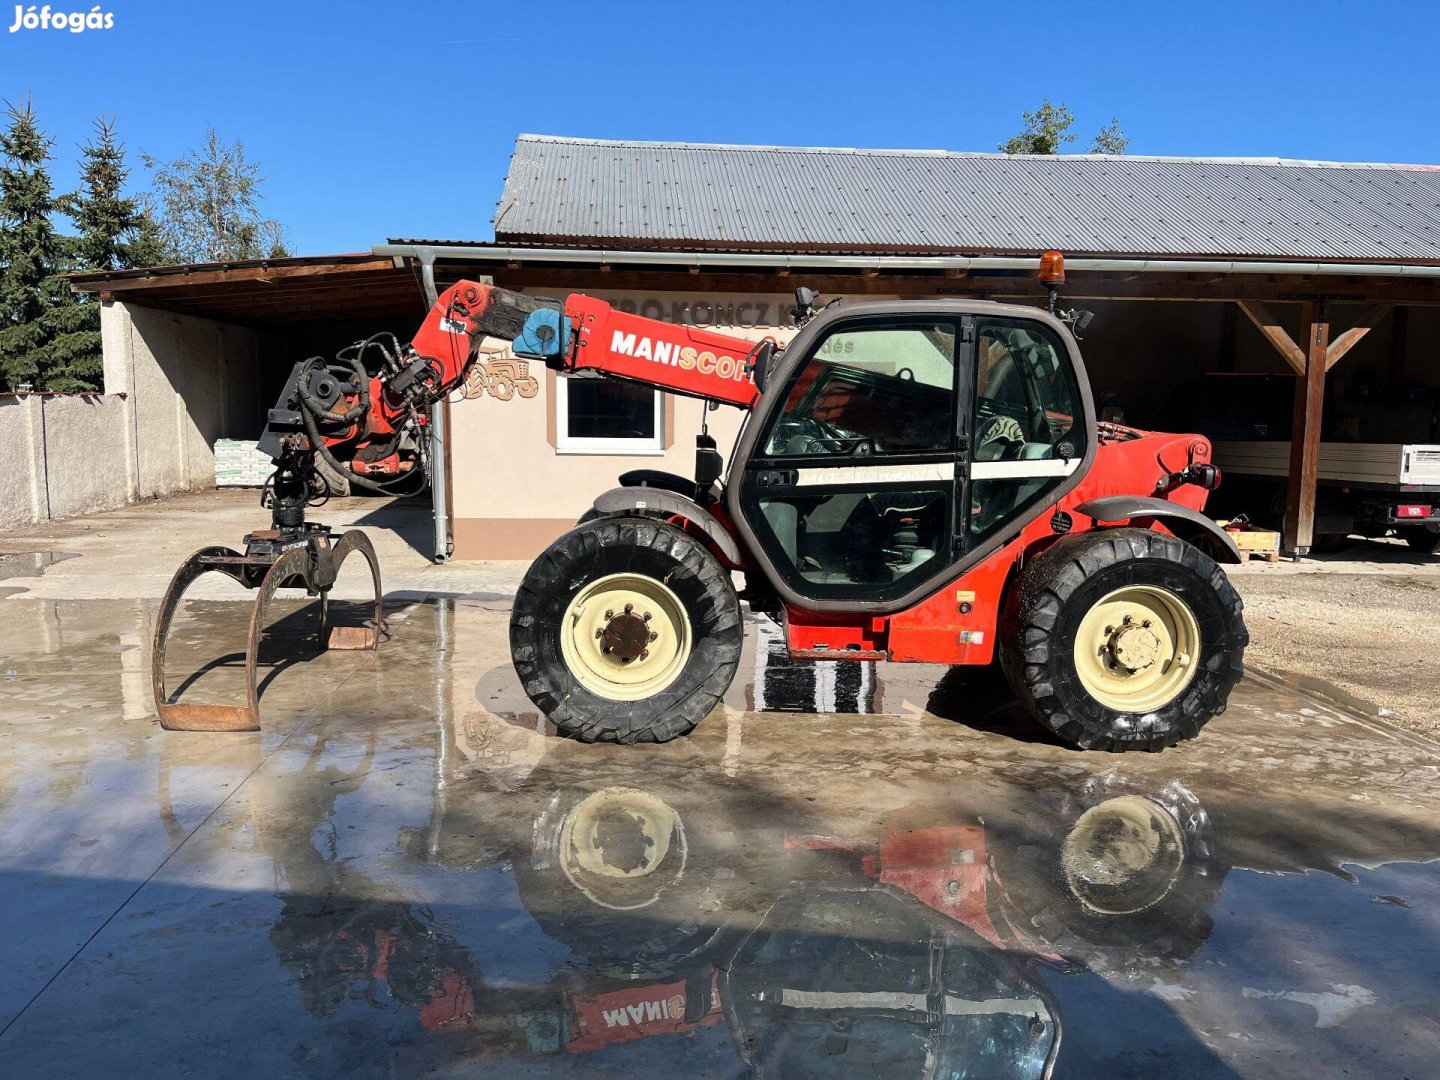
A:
[[0, 550, 79, 581], [4, 597, 1440, 1077]]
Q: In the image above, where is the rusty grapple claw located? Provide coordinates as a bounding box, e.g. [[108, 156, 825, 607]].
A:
[[151, 527, 384, 731]]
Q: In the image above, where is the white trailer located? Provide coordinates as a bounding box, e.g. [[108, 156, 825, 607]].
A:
[[1211, 441, 1440, 551]]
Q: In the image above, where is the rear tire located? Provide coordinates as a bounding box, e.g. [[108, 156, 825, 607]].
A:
[[510, 517, 742, 743], [1001, 528, 1247, 752]]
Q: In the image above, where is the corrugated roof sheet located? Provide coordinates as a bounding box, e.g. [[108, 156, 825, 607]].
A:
[[493, 135, 1440, 263]]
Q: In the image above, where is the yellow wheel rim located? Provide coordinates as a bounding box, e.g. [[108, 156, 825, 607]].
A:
[[558, 786, 686, 911], [561, 573, 692, 702], [1060, 796, 1186, 915], [1072, 585, 1201, 712]]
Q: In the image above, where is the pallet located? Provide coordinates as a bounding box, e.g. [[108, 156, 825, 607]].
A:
[[1217, 521, 1281, 562]]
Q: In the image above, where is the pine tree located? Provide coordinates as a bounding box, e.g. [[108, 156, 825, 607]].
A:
[[0, 97, 64, 391], [50, 116, 142, 392], [122, 206, 175, 268]]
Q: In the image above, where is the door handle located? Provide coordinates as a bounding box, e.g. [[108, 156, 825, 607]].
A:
[[755, 469, 798, 488]]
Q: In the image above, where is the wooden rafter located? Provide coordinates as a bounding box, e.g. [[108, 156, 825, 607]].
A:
[[1324, 303, 1393, 371], [1236, 300, 1306, 374]]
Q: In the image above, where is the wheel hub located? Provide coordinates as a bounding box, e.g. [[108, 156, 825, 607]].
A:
[[1108, 619, 1162, 672], [600, 607, 652, 663]]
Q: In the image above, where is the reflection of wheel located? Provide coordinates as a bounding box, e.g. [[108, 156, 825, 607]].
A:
[[1404, 526, 1440, 554], [993, 779, 1228, 965], [512, 776, 738, 977], [511, 518, 742, 743], [1002, 528, 1248, 752]]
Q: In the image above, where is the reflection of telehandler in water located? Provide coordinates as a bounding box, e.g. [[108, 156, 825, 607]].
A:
[[248, 727, 1232, 1075]]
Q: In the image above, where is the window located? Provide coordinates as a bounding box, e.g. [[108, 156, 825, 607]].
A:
[[763, 322, 956, 458], [742, 319, 960, 603], [555, 375, 665, 454], [969, 320, 1085, 541]]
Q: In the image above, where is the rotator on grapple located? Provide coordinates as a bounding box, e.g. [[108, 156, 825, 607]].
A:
[[157, 254, 1250, 753]]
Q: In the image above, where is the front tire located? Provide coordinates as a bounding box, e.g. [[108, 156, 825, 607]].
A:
[[1002, 528, 1248, 752], [510, 517, 742, 744]]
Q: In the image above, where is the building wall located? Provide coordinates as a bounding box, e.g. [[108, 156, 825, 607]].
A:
[[0, 301, 260, 531], [107, 301, 261, 498]]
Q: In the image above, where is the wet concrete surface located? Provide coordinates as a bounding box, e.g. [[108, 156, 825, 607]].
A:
[[2, 596, 1439, 1078], [0, 550, 78, 581]]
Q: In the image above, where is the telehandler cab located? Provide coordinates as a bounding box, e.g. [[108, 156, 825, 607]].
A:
[[153, 252, 1247, 751]]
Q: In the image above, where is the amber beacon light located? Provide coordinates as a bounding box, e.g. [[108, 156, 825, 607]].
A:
[[1038, 249, 1066, 284]]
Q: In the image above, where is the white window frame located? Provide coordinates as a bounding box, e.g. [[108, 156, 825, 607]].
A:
[[554, 374, 666, 455]]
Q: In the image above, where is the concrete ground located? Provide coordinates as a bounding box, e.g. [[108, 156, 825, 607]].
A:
[[2, 491, 1439, 1077], [3, 489, 1436, 731]]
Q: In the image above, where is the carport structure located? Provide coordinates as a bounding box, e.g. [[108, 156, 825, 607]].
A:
[[71, 137, 1440, 558]]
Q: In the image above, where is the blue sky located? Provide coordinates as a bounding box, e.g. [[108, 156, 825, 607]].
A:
[[4, 0, 1439, 256]]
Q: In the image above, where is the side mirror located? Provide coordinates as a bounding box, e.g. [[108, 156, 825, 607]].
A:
[[747, 339, 777, 392]]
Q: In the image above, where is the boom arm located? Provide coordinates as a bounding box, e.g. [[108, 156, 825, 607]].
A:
[[260, 281, 764, 494]]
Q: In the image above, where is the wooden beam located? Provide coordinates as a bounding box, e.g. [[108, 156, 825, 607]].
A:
[[1237, 300, 1306, 375], [68, 256, 397, 293], [1283, 303, 1329, 555], [1324, 303, 1392, 371]]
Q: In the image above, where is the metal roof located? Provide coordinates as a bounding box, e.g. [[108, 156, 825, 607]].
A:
[[494, 134, 1440, 264]]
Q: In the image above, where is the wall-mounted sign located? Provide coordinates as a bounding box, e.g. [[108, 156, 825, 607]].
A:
[[462, 357, 540, 401]]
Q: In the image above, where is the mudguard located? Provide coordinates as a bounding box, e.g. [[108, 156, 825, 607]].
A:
[[591, 486, 743, 567], [1076, 495, 1242, 564]]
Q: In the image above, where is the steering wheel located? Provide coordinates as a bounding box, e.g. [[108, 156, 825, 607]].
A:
[[772, 416, 868, 455], [975, 414, 1025, 460]]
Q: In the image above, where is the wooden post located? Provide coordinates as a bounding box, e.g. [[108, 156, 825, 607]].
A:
[[1282, 302, 1328, 556]]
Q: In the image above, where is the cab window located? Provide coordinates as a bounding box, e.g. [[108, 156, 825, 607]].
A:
[[970, 320, 1085, 541], [763, 323, 956, 457]]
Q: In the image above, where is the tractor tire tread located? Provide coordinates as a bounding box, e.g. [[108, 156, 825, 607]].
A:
[[1001, 527, 1247, 752], [510, 517, 741, 744]]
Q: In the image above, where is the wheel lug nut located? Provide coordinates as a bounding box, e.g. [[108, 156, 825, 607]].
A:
[[642, 611, 652, 621], [604, 609, 614, 620], [1104, 625, 1114, 635], [648, 631, 658, 642], [640, 649, 649, 660], [624, 603, 633, 614], [1142, 619, 1152, 628], [594, 629, 604, 639]]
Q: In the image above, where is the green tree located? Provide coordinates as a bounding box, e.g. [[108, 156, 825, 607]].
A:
[[48, 116, 145, 391], [0, 97, 65, 391], [1091, 118, 1130, 155], [999, 100, 1077, 155], [122, 206, 177, 268], [142, 128, 287, 262], [1000, 100, 1129, 155]]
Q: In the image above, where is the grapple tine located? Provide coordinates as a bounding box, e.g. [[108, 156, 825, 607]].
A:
[[152, 546, 260, 732], [319, 530, 385, 651]]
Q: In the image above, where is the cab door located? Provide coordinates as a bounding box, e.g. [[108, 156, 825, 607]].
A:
[[735, 315, 973, 606], [966, 317, 1088, 548]]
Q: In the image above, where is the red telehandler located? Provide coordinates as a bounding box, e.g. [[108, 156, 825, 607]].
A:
[[152, 253, 1247, 751]]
